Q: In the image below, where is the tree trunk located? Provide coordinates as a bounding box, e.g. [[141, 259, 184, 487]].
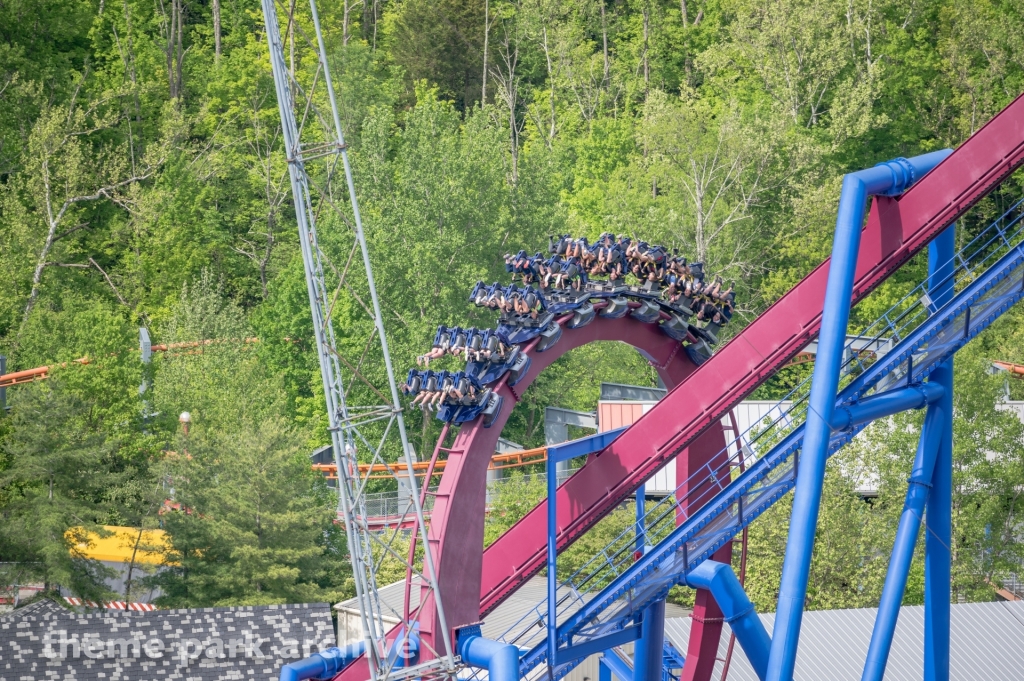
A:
[[509, 101, 519, 184], [681, 0, 687, 24], [124, 527, 145, 600], [642, 4, 650, 92], [481, 0, 489, 104], [175, 0, 184, 98], [542, 27, 556, 143], [212, 0, 221, 61], [163, 0, 184, 100], [24, 161, 59, 323], [162, 0, 174, 98], [372, 0, 379, 49], [342, 0, 351, 46], [121, 0, 142, 119], [600, 1, 610, 84]]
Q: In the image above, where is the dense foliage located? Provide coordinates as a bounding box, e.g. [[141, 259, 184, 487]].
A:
[[1, 0, 1024, 608]]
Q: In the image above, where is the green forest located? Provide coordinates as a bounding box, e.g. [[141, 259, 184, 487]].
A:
[[1, 0, 1024, 610]]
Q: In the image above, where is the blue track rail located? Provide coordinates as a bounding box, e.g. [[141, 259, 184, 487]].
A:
[[484, 198, 1024, 680]]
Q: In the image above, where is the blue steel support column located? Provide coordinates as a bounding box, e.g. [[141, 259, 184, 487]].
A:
[[925, 225, 955, 681], [861, 400, 946, 681], [766, 150, 951, 681], [632, 599, 666, 681], [633, 481, 664, 681]]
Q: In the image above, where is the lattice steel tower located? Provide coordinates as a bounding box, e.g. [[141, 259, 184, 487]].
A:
[[258, 2, 457, 679]]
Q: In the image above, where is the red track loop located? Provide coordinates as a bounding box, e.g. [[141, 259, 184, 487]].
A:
[[414, 312, 727, 666]]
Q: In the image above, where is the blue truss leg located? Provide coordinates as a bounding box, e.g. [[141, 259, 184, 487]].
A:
[[633, 599, 666, 681], [861, 400, 946, 681], [925, 225, 955, 681]]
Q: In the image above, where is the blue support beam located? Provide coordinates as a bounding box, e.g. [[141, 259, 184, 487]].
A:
[[547, 446, 559, 670], [829, 383, 944, 433], [548, 426, 629, 463], [767, 149, 952, 681], [601, 650, 633, 681], [925, 225, 956, 681], [861, 401, 946, 681], [559, 627, 642, 663]]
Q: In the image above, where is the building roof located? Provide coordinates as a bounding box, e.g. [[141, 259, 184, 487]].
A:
[[0, 599, 335, 681], [664, 600, 1024, 681]]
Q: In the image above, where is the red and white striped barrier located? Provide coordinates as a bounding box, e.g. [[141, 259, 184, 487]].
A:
[[63, 597, 157, 611]]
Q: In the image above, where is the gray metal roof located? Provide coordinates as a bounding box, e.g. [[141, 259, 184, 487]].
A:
[[665, 600, 1024, 680], [337, 577, 690, 652], [336, 577, 582, 643]]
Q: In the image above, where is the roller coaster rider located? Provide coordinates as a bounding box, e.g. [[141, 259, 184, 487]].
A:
[[663, 256, 692, 306], [641, 244, 669, 286], [504, 250, 543, 285], [505, 250, 528, 276], [590, 236, 625, 280], [402, 368, 425, 395], [417, 325, 454, 366], [505, 284, 544, 319], [450, 326, 470, 356], [522, 252, 545, 285], [549, 233, 572, 256], [460, 327, 485, 361], [471, 328, 514, 364], [407, 369, 438, 407], [541, 253, 564, 289], [470, 281, 503, 308], [552, 255, 587, 291], [486, 283, 507, 310], [577, 237, 598, 269], [567, 236, 590, 262], [444, 371, 482, 405]]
